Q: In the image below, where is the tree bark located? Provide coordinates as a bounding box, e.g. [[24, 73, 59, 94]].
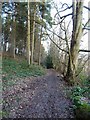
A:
[[38, 1, 45, 65], [66, 1, 84, 84], [27, 0, 31, 65], [38, 26, 42, 65], [13, 16, 16, 59], [31, 5, 36, 64], [9, 16, 16, 58]]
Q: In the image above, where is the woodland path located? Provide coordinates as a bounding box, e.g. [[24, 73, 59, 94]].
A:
[[3, 69, 74, 118]]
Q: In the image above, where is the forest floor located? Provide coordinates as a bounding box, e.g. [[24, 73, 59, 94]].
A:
[[3, 69, 74, 118]]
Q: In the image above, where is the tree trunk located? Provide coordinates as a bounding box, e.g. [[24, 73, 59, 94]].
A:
[[31, 5, 36, 64], [38, 1, 45, 65], [0, 3, 2, 119], [13, 16, 16, 59], [38, 26, 42, 65], [66, 1, 83, 84], [27, 0, 31, 65], [0, 2, 2, 54], [9, 16, 16, 58], [88, 2, 90, 77]]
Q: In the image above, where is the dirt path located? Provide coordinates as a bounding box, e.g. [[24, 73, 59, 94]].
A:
[[3, 69, 74, 118]]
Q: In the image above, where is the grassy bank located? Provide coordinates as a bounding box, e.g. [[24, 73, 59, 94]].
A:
[[2, 57, 46, 89]]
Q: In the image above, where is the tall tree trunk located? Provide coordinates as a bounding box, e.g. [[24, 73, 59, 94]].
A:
[[0, 3, 2, 120], [27, 0, 31, 65], [88, 2, 90, 77], [66, 1, 83, 84], [38, 26, 42, 65], [10, 16, 16, 58], [38, 0, 45, 65], [0, 2, 2, 54], [13, 16, 16, 58], [31, 5, 36, 64]]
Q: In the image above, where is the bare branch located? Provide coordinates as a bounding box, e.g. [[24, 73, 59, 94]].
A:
[[83, 18, 90, 31], [61, 5, 72, 12], [83, 32, 88, 36], [54, 5, 72, 17], [84, 6, 90, 11], [46, 32, 69, 54], [59, 13, 72, 19], [79, 50, 90, 52], [76, 56, 90, 77], [52, 18, 65, 25], [83, 27, 90, 31], [46, 27, 65, 41]]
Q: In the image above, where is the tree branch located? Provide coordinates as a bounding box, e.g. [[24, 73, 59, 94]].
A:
[[60, 13, 72, 19], [54, 5, 72, 17], [84, 6, 90, 11], [46, 33, 69, 54], [46, 27, 65, 41], [83, 27, 90, 30], [83, 18, 90, 31], [79, 50, 90, 52], [76, 56, 90, 77]]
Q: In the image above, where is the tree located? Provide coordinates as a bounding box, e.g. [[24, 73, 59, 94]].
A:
[[65, 1, 84, 84], [0, 2, 2, 53], [38, 0, 52, 65], [27, 0, 31, 65], [2, 2, 17, 58], [45, 54, 53, 69], [45, 1, 90, 84], [12, 16, 16, 58], [31, 4, 36, 64]]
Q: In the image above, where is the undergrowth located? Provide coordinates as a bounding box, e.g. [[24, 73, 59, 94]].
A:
[[71, 72, 90, 119], [2, 57, 46, 89]]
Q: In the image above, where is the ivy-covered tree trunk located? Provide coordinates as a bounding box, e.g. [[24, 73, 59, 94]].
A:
[[66, 1, 83, 84]]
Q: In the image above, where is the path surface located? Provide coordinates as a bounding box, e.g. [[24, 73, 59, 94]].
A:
[[3, 69, 74, 118]]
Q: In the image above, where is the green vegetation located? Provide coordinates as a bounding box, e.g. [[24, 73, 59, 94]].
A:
[[45, 54, 53, 69], [0, 110, 9, 118], [2, 57, 46, 89], [71, 74, 90, 119]]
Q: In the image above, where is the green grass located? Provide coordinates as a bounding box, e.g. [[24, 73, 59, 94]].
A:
[[0, 110, 9, 118], [2, 57, 46, 88]]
